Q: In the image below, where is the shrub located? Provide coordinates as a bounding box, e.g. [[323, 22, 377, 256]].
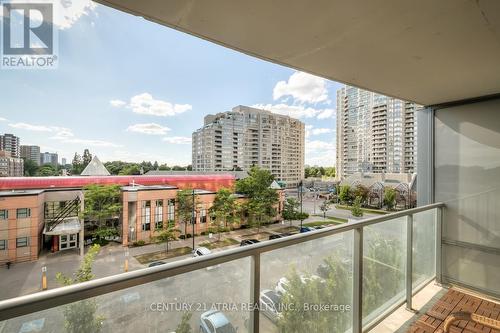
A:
[[132, 240, 145, 247], [200, 231, 207, 236], [179, 235, 186, 240], [186, 234, 192, 238]]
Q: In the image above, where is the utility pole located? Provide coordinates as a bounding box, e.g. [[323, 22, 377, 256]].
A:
[[192, 189, 196, 250], [298, 180, 304, 228]]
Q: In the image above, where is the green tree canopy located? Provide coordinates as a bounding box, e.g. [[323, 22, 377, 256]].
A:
[[338, 185, 353, 204], [83, 185, 122, 226], [209, 188, 238, 239], [23, 159, 39, 176], [56, 244, 103, 333], [36, 164, 58, 176], [176, 189, 200, 236], [351, 196, 363, 217], [384, 188, 397, 210], [236, 167, 279, 231]]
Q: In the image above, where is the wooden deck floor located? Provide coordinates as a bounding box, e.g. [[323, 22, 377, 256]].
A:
[[409, 288, 500, 333]]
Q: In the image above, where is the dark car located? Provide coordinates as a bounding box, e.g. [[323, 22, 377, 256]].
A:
[[148, 261, 166, 267], [269, 233, 293, 240], [300, 226, 315, 233], [240, 239, 260, 246]]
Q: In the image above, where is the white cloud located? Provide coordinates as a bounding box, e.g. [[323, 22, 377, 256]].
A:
[[162, 136, 192, 144], [311, 128, 334, 136], [124, 93, 192, 117], [61, 138, 121, 147], [127, 123, 171, 135], [317, 108, 335, 119], [252, 103, 334, 119], [55, 0, 97, 30], [273, 71, 328, 103], [8, 122, 54, 131], [305, 139, 336, 167], [8, 121, 121, 148], [0, 117, 7, 121], [110, 99, 126, 107]]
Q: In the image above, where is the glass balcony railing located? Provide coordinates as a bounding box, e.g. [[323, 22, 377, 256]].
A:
[[0, 203, 443, 333]]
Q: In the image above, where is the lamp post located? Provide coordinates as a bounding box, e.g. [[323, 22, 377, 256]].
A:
[[191, 189, 196, 250], [298, 180, 304, 228], [124, 250, 129, 272]]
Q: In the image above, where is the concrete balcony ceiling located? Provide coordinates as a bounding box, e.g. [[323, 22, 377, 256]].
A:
[[96, 0, 500, 106]]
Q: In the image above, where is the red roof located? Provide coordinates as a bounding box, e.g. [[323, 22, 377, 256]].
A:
[[0, 175, 235, 192]]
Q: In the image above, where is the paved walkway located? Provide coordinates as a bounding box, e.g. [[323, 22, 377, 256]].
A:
[[0, 216, 330, 301]]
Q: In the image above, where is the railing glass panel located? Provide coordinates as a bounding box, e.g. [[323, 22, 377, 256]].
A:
[[260, 230, 354, 333], [362, 216, 407, 325], [412, 208, 437, 288], [0, 257, 252, 333]]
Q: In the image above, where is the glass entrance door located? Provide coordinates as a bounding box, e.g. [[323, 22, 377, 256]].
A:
[[59, 234, 78, 250]]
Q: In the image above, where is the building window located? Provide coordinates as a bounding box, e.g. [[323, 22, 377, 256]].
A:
[[0, 240, 6, 250], [16, 237, 28, 248], [0, 210, 7, 220], [167, 199, 175, 227], [141, 201, 151, 231], [200, 208, 207, 224], [155, 200, 163, 230], [16, 208, 31, 219]]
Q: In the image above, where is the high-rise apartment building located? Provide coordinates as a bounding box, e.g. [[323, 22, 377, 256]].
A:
[[20, 145, 41, 166], [0, 151, 24, 177], [336, 86, 420, 180], [40, 152, 58, 167], [192, 105, 305, 187], [0, 133, 20, 158]]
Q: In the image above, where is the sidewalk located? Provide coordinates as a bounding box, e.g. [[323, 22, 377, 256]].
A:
[[0, 215, 337, 301]]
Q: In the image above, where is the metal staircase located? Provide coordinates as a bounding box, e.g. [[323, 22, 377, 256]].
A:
[[46, 197, 81, 232]]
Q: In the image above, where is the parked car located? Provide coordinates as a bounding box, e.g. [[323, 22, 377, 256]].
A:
[[240, 239, 260, 246], [312, 225, 326, 229], [260, 289, 283, 323], [300, 226, 315, 233], [269, 233, 294, 240], [148, 261, 166, 267], [275, 275, 322, 296], [193, 247, 212, 257], [200, 310, 237, 333]]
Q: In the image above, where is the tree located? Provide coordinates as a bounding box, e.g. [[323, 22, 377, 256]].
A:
[[92, 226, 119, 245], [324, 167, 336, 178], [23, 159, 38, 176], [282, 197, 300, 225], [156, 227, 180, 253], [384, 188, 396, 210], [319, 200, 331, 218], [56, 244, 103, 333], [338, 185, 352, 204], [278, 255, 352, 332], [236, 167, 279, 233], [82, 149, 92, 167], [176, 189, 199, 236], [36, 164, 58, 176], [83, 185, 122, 228], [175, 312, 193, 333], [352, 184, 369, 205], [209, 188, 237, 240], [118, 164, 141, 175], [72, 153, 83, 175], [351, 196, 363, 217]]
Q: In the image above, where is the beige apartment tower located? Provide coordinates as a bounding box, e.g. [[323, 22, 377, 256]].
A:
[[192, 105, 305, 187], [336, 86, 420, 180]]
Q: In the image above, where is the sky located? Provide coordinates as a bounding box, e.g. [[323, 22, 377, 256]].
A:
[[0, 0, 342, 167]]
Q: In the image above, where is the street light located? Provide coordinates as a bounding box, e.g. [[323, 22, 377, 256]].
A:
[[191, 189, 196, 250], [41, 266, 47, 290], [298, 180, 304, 229]]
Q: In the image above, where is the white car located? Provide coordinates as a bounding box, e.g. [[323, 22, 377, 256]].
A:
[[260, 289, 283, 323], [193, 247, 211, 257], [275, 275, 323, 296]]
